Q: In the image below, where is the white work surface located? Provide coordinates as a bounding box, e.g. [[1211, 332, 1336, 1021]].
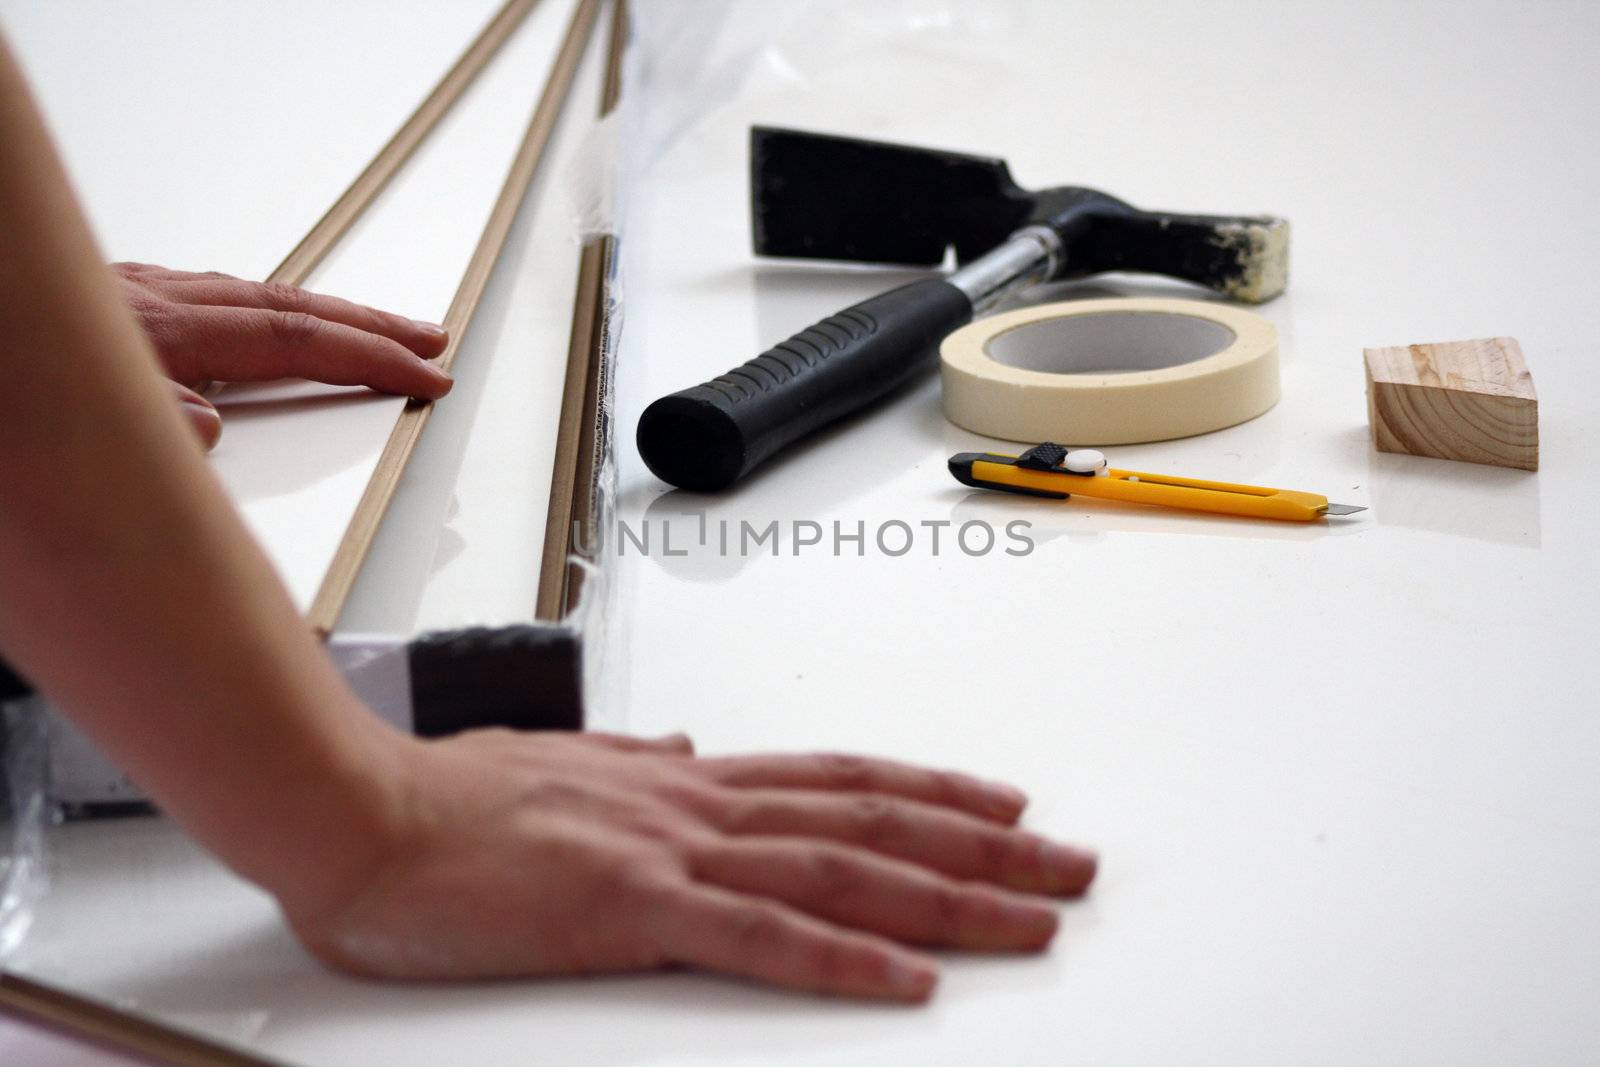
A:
[[8, 1, 1600, 1064]]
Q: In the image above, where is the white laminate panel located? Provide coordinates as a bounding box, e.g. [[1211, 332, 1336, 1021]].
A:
[[210, 0, 585, 615], [1, 0, 504, 282], [339, 0, 601, 635], [2, 0, 581, 614]]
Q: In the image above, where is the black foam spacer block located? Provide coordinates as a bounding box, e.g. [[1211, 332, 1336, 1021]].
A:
[[408, 625, 583, 737]]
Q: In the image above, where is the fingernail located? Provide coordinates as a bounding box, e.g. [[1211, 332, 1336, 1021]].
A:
[[982, 780, 1028, 815], [999, 896, 1059, 939], [413, 319, 448, 338], [420, 362, 453, 396], [884, 954, 938, 999], [1042, 843, 1099, 888]]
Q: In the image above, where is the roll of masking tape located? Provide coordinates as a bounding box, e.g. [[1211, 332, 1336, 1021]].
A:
[[940, 297, 1280, 444]]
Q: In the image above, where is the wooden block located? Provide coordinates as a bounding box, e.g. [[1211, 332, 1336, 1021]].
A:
[[1364, 337, 1538, 471]]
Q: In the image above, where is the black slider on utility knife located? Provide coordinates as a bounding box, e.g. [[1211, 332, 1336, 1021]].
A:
[[636, 127, 1290, 492]]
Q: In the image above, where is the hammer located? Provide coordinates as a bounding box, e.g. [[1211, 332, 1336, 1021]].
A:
[[637, 127, 1289, 492]]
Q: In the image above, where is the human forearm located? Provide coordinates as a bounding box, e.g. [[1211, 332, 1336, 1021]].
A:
[[0, 35, 398, 917]]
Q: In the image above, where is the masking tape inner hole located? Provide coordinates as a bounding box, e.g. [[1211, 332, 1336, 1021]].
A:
[[983, 311, 1238, 375]]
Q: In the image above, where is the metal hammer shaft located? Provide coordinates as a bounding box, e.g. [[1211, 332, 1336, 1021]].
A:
[[946, 226, 1061, 310]]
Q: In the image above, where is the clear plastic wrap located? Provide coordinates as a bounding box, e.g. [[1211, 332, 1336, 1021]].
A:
[[0, 696, 48, 962]]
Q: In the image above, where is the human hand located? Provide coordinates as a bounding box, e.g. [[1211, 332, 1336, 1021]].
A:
[[113, 263, 452, 447], [285, 729, 1097, 1002]]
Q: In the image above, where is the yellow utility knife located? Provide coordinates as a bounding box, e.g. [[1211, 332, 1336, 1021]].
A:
[[949, 443, 1366, 522]]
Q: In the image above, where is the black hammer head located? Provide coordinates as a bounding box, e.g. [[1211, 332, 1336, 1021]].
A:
[[750, 126, 1288, 303]]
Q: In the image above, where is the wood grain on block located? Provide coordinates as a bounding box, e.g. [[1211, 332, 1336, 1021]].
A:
[[1364, 337, 1538, 471]]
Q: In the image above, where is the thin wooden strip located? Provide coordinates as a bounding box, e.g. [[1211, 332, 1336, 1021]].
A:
[[308, 0, 604, 635], [0, 972, 285, 1067], [597, 0, 629, 115], [266, 0, 540, 287], [561, 233, 614, 617], [535, 0, 628, 622], [536, 238, 607, 621]]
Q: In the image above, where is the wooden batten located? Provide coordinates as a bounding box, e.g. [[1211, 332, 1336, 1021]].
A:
[[0, 972, 285, 1067], [537, 0, 629, 623]]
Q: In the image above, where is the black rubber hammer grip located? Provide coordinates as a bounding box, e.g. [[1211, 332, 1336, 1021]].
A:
[[637, 277, 972, 491]]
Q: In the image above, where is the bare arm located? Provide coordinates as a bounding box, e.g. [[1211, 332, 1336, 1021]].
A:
[[0, 35, 1094, 1001], [0, 33, 400, 918]]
